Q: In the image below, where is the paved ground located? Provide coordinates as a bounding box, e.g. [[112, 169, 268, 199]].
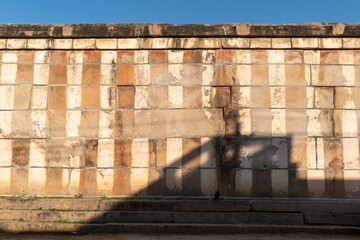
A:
[[0, 234, 359, 240]]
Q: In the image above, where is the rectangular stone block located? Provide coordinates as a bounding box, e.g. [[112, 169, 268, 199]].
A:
[[335, 87, 360, 109], [118, 86, 134, 109], [292, 38, 318, 48], [213, 87, 230, 107], [27, 39, 49, 49], [222, 38, 250, 48], [116, 65, 134, 85], [250, 38, 271, 48], [142, 38, 175, 49], [82, 65, 100, 84], [312, 65, 359, 86], [232, 86, 270, 108], [319, 38, 342, 48], [7, 39, 26, 49], [96, 39, 117, 49], [73, 39, 96, 49], [51, 39, 72, 49], [197, 38, 221, 49], [122, 109, 224, 138], [343, 38, 360, 48], [81, 86, 100, 109], [272, 38, 292, 48], [334, 110, 360, 136], [118, 39, 139, 49], [315, 87, 334, 108]]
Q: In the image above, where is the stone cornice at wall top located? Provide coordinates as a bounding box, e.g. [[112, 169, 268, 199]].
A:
[[0, 23, 360, 38]]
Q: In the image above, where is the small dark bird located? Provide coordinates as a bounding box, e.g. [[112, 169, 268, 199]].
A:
[[214, 191, 220, 201]]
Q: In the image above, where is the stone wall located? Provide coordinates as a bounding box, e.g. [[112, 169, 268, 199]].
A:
[[0, 23, 359, 198]]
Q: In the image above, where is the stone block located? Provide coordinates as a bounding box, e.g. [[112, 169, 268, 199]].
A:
[[334, 110, 360, 136], [222, 38, 250, 48], [285, 87, 308, 108], [13, 86, 31, 110], [305, 213, 360, 226], [96, 38, 117, 49], [292, 38, 318, 48], [118, 39, 139, 49], [213, 87, 230, 107], [81, 86, 100, 109], [118, 86, 134, 109], [48, 86, 67, 109], [117, 50, 134, 64], [250, 38, 271, 48], [183, 86, 203, 108], [83, 51, 101, 63], [82, 65, 100, 84], [335, 87, 360, 109], [142, 38, 175, 49], [319, 38, 342, 48], [232, 86, 270, 108], [27, 39, 49, 49], [304, 50, 320, 64], [73, 39, 96, 49], [286, 110, 308, 136], [197, 38, 221, 49], [315, 87, 334, 108], [284, 50, 303, 63], [7, 39, 26, 49], [251, 65, 269, 85], [15, 65, 34, 83], [79, 111, 100, 138], [312, 65, 357, 86], [180, 38, 197, 48], [0, 39, 5, 49], [272, 38, 292, 48], [49, 65, 67, 84], [116, 65, 134, 85], [343, 38, 360, 48], [122, 109, 224, 138], [51, 39, 72, 49], [149, 50, 168, 63]]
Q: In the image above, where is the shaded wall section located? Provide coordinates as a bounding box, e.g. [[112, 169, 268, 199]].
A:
[[0, 23, 359, 199]]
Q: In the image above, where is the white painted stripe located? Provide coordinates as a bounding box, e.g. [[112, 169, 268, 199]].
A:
[[67, 65, 83, 84], [166, 169, 182, 191], [271, 109, 286, 136], [307, 110, 322, 136], [307, 169, 325, 197], [169, 50, 183, 63], [343, 88, 355, 109], [135, 86, 148, 109], [28, 168, 46, 190], [29, 140, 46, 167], [236, 65, 251, 85], [33, 52, 50, 84], [271, 169, 288, 196], [235, 169, 252, 196], [237, 87, 251, 107], [0, 86, 14, 109], [100, 86, 114, 109], [270, 87, 285, 107], [269, 65, 285, 85], [342, 66, 355, 86], [271, 139, 288, 168], [31, 111, 47, 138], [66, 111, 81, 137], [316, 138, 325, 169], [99, 111, 114, 138], [168, 86, 183, 108], [131, 168, 148, 193], [131, 139, 150, 167], [166, 138, 182, 167], [70, 169, 80, 195], [268, 50, 285, 64], [0, 112, 12, 137], [97, 169, 114, 195], [0, 140, 12, 166], [306, 138, 317, 169], [1, 53, 17, 83], [97, 139, 115, 168], [342, 110, 358, 136], [67, 86, 81, 109], [200, 138, 216, 168], [134, 51, 149, 64], [0, 168, 11, 192], [166, 138, 183, 191], [342, 138, 360, 169], [31, 86, 48, 109], [66, 140, 81, 168], [100, 51, 116, 84], [201, 87, 212, 107], [200, 169, 217, 195], [238, 109, 252, 136], [135, 65, 150, 85], [202, 65, 214, 85], [236, 50, 251, 63], [305, 65, 312, 85], [168, 65, 182, 83]]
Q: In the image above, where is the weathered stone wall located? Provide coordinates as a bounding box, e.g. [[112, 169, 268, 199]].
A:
[[0, 23, 359, 198]]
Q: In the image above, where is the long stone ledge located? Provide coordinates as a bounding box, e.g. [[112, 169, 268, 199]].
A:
[[0, 23, 360, 38]]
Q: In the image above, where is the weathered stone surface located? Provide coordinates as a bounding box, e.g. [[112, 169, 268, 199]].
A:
[[122, 109, 224, 137]]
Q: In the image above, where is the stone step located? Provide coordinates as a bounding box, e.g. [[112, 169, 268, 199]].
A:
[[0, 221, 359, 235], [1, 198, 360, 214], [0, 198, 250, 212], [0, 210, 304, 225]]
